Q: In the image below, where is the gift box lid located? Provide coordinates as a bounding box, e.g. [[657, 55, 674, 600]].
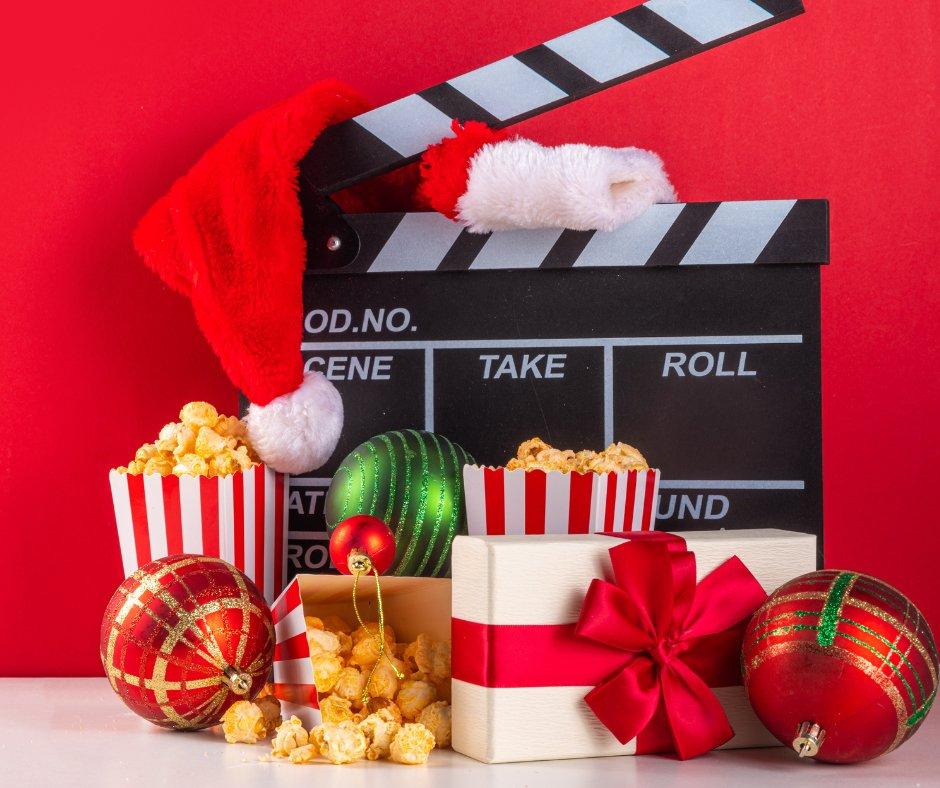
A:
[[452, 529, 817, 625]]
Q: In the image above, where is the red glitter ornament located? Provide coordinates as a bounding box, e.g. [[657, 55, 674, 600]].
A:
[[743, 569, 938, 763], [329, 514, 397, 575], [100, 555, 275, 730]]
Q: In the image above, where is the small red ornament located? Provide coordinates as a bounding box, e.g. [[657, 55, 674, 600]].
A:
[[100, 555, 275, 730], [329, 515, 396, 575], [743, 569, 938, 763]]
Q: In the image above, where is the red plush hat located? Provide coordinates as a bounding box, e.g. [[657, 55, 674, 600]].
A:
[[133, 81, 371, 474], [134, 82, 673, 473]]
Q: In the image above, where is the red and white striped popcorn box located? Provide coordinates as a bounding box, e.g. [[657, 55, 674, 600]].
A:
[[269, 574, 452, 729], [108, 466, 289, 603], [270, 577, 320, 728], [463, 465, 661, 536]]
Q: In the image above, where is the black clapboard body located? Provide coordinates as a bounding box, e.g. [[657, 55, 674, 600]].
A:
[[283, 200, 828, 574], [270, 0, 828, 576]]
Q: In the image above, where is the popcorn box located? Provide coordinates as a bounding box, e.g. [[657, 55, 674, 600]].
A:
[[271, 573, 452, 728], [108, 466, 289, 602], [463, 465, 661, 535], [451, 529, 816, 763]]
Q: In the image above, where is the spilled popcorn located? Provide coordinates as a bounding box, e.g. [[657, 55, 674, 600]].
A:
[[218, 612, 452, 767]]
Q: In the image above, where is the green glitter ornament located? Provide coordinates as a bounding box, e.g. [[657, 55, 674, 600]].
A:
[[324, 430, 475, 577]]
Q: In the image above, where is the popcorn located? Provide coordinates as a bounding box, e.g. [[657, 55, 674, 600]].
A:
[[403, 634, 450, 681], [322, 614, 352, 634], [417, 701, 452, 748], [288, 743, 318, 764], [506, 437, 649, 473], [143, 454, 174, 475], [172, 453, 208, 477], [365, 660, 401, 702], [311, 720, 368, 764], [333, 666, 366, 705], [179, 401, 218, 429], [271, 715, 308, 757], [389, 723, 436, 765], [220, 700, 267, 744], [319, 693, 357, 724], [215, 414, 247, 439], [112, 401, 260, 477], [256, 694, 282, 735], [352, 622, 396, 644], [359, 710, 401, 760], [349, 626, 396, 670], [296, 613, 450, 767], [395, 680, 437, 721], [195, 426, 227, 458], [311, 652, 345, 693], [134, 443, 159, 463], [307, 627, 342, 655], [366, 697, 403, 723]]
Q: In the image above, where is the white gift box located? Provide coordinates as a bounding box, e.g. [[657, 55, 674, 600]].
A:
[[108, 466, 288, 602], [451, 529, 816, 763], [463, 465, 661, 535]]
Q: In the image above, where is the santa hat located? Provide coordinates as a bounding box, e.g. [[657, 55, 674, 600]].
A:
[[134, 82, 673, 474]]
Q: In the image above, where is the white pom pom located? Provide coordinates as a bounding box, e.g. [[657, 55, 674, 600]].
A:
[[457, 138, 676, 232], [246, 372, 343, 474]]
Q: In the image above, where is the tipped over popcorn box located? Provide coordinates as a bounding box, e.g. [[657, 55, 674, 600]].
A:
[[451, 529, 816, 763], [271, 575, 452, 729], [108, 401, 289, 602], [463, 466, 661, 535]]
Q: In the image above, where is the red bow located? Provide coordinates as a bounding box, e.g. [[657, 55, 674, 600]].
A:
[[576, 533, 767, 759]]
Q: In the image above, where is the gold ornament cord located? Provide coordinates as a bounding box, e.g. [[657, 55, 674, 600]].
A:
[[349, 551, 405, 705]]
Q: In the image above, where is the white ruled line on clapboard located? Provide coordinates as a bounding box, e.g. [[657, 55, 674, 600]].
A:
[[301, 334, 804, 443], [289, 531, 330, 540], [300, 335, 803, 352], [302, 0, 805, 192], [323, 200, 829, 273], [659, 480, 805, 490]]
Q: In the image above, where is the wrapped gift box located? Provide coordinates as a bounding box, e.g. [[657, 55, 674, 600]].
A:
[[451, 529, 816, 763], [271, 573, 452, 727], [109, 465, 288, 602]]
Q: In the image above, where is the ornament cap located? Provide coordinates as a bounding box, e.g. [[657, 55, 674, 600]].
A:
[[793, 720, 826, 758], [348, 548, 374, 576], [222, 666, 252, 696]]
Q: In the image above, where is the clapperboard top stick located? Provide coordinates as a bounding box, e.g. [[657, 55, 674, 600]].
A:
[[301, 0, 805, 194], [309, 199, 829, 275]]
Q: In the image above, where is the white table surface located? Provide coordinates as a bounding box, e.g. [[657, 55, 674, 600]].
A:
[[1, 678, 937, 787]]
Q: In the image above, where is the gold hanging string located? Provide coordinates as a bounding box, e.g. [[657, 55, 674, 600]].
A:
[[349, 549, 405, 705]]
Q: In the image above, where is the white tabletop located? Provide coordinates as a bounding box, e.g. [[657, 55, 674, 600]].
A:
[[1, 678, 937, 787]]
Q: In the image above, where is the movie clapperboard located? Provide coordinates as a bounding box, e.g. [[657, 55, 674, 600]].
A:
[[275, 0, 828, 576]]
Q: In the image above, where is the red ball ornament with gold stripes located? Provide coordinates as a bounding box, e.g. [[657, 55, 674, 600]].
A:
[[100, 555, 275, 730], [742, 569, 937, 763]]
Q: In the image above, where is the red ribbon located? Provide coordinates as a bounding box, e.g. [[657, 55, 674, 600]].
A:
[[451, 532, 767, 759], [576, 532, 766, 758]]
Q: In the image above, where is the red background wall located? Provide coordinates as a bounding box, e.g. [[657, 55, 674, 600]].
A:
[[0, 1, 936, 675]]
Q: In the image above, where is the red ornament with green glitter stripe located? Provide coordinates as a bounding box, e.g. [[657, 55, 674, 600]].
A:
[[742, 569, 938, 763], [323, 430, 474, 577]]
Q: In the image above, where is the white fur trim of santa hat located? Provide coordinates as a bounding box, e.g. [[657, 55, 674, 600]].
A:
[[245, 371, 344, 474], [456, 138, 676, 233]]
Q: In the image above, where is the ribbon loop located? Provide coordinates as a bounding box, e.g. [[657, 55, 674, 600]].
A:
[[576, 534, 766, 759]]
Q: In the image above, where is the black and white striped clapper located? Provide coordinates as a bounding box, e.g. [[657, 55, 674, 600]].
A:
[[302, 0, 805, 193], [278, 0, 829, 579]]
